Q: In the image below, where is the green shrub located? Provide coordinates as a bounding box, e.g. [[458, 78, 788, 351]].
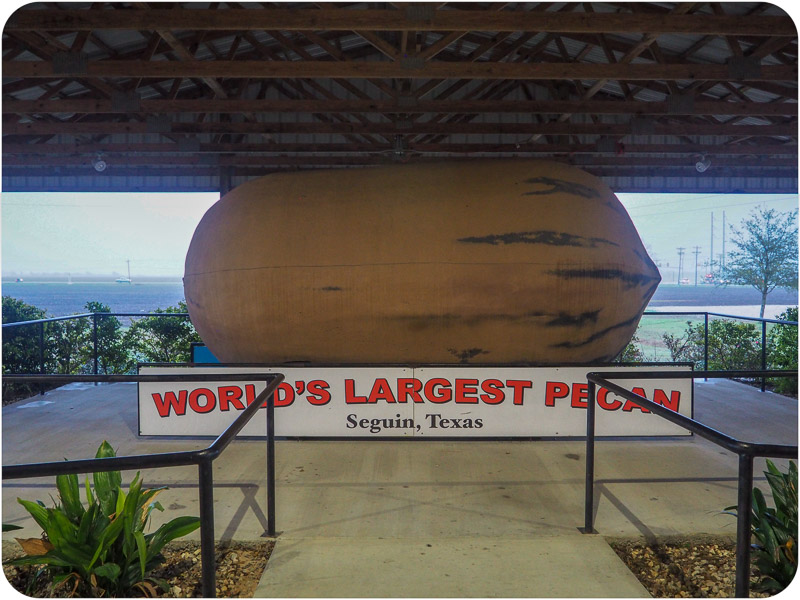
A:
[[2, 299, 201, 388], [125, 301, 201, 364], [614, 327, 646, 363], [2, 296, 50, 374], [84, 302, 136, 374], [5, 441, 200, 597], [726, 460, 798, 594], [50, 316, 91, 375], [663, 318, 762, 371], [2, 296, 59, 401], [768, 307, 798, 396]]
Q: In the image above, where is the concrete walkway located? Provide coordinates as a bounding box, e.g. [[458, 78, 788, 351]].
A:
[[2, 378, 796, 597]]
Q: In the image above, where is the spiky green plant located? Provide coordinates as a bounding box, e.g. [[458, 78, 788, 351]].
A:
[[5, 441, 200, 597], [726, 460, 798, 593]]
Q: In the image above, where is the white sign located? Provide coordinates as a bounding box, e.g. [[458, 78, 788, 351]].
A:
[[138, 365, 693, 438]]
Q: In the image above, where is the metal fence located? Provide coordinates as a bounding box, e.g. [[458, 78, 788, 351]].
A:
[[638, 310, 798, 391], [2, 372, 284, 599], [582, 369, 798, 598], [4, 310, 797, 385], [2, 312, 193, 393]]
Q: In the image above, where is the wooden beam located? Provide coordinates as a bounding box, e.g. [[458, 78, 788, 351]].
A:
[[4, 118, 795, 137], [5, 8, 796, 36], [2, 165, 796, 184], [3, 60, 796, 82], [3, 153, 797, 168], [5, 97, 796, 116], [3, 141, 796, 157]]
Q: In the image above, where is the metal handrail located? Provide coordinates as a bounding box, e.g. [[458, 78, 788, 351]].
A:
[[1, 312, 191, 328], [582, 369, 798, 598], [2, 311, 194, 391], [4, 310, 796, 393], [5, 310, 795, 328], [644, 309, 798, 326], [642, 310, 797, 390], [2, 372, 284, 598]]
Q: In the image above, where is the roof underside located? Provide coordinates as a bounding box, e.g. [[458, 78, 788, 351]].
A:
[[2, 2, 798, 194]]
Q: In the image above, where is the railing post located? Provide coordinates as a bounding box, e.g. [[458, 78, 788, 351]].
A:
[[735, 453, 754, 598], [703, 313, 709, 379], [38, 321, 45, 396], [92, 313, 99, 377], [583, 379, 597, 534], [198, 459, 217, 598], [267, 383, 276, 536], [761, 321, 767, 392]]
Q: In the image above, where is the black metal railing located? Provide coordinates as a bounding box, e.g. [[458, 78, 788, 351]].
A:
[[641, 310, 798, 391], [2, 372, 284, 599], [4, 310, 796, 391], [581, 369, 798, 598], [2, 311, 192, 379]]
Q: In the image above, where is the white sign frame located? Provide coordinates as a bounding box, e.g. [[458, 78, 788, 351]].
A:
[[137, 364, 693, 438]]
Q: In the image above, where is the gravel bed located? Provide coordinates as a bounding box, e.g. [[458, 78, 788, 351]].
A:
[[609, 536, 772, 598], [5, 536, 781, 597], [3, 540, 272, 597]]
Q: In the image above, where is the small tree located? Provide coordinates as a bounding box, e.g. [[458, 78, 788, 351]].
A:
[[83, 301, 135, 374], [768, 307, 798, 396], [2, 296, 49, 374], [51, 317, 90, 374], [2, 296, 58, 401], [724, 207, 798, 318], [126, 301, 201, 364], [663, 319, 762, 371]]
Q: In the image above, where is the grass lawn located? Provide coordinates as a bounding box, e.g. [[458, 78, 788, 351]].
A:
[[635, 313, 704, 362], [634, 312, 787, 363]]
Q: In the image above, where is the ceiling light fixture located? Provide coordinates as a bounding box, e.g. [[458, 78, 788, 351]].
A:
[[92, 153, 107, 172], [695, 155, 711, 173]]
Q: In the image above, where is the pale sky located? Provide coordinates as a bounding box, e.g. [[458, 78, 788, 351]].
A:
[[1, 192, 220, 278], [1, 190, 797, 279]]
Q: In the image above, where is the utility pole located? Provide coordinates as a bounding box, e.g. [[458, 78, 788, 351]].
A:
[[710, 212, 714, 276], [693, 246, 701, 286], [722, 210, 726, 273], [677, 247, 686, 284]]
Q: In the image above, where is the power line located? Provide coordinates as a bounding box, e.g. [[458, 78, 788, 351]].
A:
[[622, 193, 796, 213], [626, 195, 797, 218]]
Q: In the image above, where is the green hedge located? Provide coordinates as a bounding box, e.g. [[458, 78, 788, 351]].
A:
[[2, 296, 201, 402]]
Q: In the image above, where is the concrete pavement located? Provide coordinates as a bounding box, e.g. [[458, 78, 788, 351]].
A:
[[2, 378, 796, 596]]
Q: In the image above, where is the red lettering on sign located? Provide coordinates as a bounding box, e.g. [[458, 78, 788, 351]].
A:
[[544, 381, 570, 406], [397, 378, 424, 403], [188, 388, 216, 414], [274, 383, 295, 407], [653, 389, 680, 411], [480, 379, 505, 404], [622, 387, 651, 413], [425, 378, 452, 403], [307, 380, 331, 405], [455, 378, 479, 403], [152, 390, 188, 417], [368, 378, 397, 403], [218, 386, 244, 411], [345, 379, 367, 404], [571, 383, 589, 409], [244, 384, 259, 406], [506, 380, 532, 405], [596, 387, 622, 411]]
